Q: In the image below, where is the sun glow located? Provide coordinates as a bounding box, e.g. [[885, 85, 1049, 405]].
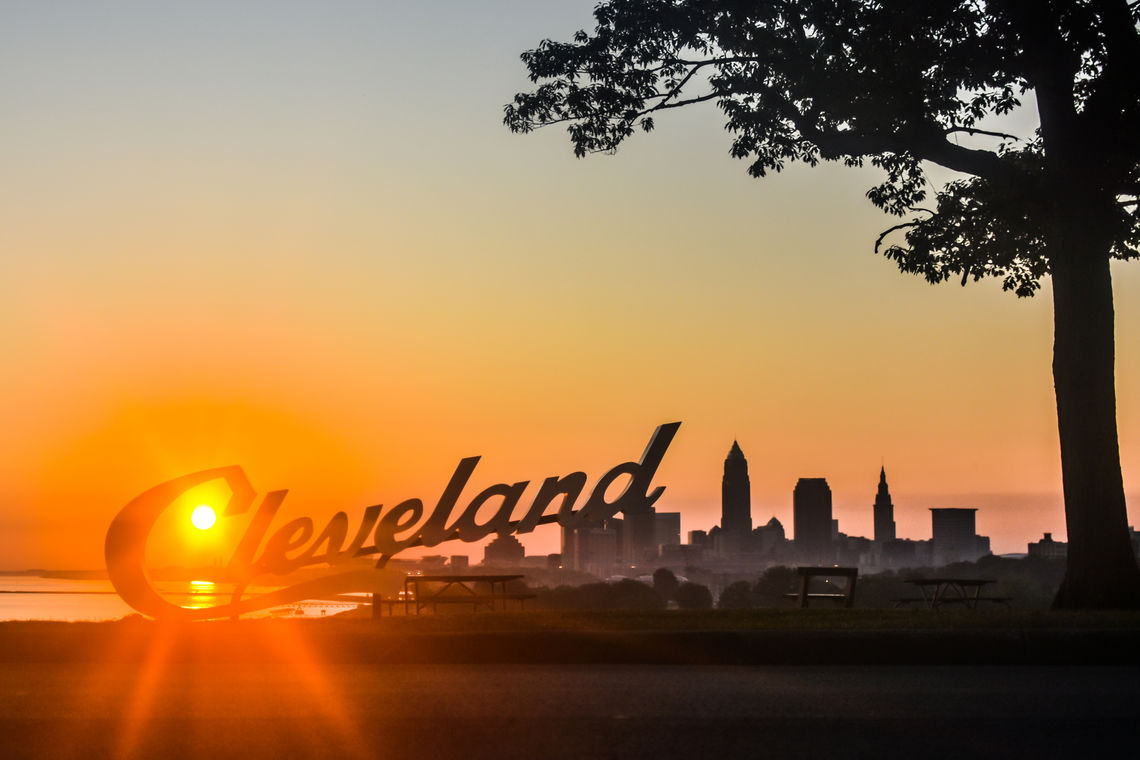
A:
[[190, 505, 216, 530]]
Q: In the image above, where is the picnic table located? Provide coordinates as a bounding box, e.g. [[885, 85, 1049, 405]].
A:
[[896, 578, 1010, 610], [783, 566, 858, 608]]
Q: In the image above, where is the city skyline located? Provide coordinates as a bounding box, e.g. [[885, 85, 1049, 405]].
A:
[[2, 1, 1139, 570]]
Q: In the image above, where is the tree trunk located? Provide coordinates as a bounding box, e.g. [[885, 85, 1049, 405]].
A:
[[1050, 230, 1140, 609]]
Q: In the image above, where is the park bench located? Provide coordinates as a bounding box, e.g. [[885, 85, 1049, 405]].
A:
[[783, 566, 858, 608]]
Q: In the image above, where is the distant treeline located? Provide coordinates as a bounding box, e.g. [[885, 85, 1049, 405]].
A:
[[529, 570, 716, 610], [526, 556, 1068, 611]]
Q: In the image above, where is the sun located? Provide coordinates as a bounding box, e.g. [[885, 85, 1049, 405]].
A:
[[190, 505, 217, 530]]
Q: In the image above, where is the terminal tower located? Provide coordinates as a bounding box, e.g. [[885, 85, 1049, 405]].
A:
[[873, 466, 897, 543]]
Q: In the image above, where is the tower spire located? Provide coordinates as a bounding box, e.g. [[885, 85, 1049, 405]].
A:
[[873, 466, 896, 543]]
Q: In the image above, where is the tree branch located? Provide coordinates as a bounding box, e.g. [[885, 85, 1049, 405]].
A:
[[944, 127, 1022, 141], [644, 62, 705, 109], [641, 91, 720, 114], [791, 116, 1016, 182], [875, 219, 921, 253], [915, 134, 1018, 180]]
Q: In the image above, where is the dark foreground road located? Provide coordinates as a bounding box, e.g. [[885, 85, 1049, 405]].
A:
[[2, 664, 1137, 759]]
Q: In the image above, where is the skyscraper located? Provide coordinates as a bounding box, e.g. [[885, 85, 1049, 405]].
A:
[[624, 510, 658, 564], [721, 441, 752, 534], [873, 466, 897, 543], [930, 507, 980, 565], [793, 478, 833, 562], [654, 512, 682, 550], [562, 521, 619, 573]]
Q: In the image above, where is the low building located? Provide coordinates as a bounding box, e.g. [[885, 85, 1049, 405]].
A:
[[753, 517, 786, 555], [483, 534, 525, 565], [1028, 532, 1067, 559]]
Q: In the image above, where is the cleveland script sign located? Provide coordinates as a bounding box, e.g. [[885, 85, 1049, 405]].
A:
[[105, 422, 680, 619]]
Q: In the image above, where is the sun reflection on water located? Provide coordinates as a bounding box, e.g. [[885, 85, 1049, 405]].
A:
[[184, 579, 218, 610]]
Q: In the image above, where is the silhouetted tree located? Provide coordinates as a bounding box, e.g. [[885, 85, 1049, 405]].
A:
[[534, 579, 666, 610], [673, 581, 714, 609], [717, 580, 755, 609], [652, 567, 680, 601], [753, 566, 798, 607], [607, 578, 668, 609], [506, 1, 1140, 609]]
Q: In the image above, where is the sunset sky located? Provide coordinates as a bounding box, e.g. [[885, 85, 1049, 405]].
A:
[[3, 0, 1139, 570]]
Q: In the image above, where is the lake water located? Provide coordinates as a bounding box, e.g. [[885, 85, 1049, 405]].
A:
[[0, 575, 365, 621]]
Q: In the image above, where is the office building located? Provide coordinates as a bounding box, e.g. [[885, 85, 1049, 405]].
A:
[[623, 510, 659, 564], [794, 478, 833, 563], [654, 512, 681, 552], [562, 522, 618, 573], [1028, 532, 1067, 559], [754, 517, 786, 555], [930, 508, 988, 565], [722, 441, 752, 533], [483, 533, 525, 565]]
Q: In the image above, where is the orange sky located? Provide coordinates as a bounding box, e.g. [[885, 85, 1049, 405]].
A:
[[2, 2, 1139, 569]]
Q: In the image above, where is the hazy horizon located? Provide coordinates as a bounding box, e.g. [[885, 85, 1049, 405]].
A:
[[4, 484, 1134, 572]]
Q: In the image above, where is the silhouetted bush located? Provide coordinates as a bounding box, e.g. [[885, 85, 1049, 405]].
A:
[[753, 566, 798, 607], [652, 567, 679, 602], [530, 556, 1069, 612], [717, 581, 755, 610], [844, 570, 909, 608], [673, 582, 713, 610], [607, 578, 667, 609], [532, 579, 665, 610]]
